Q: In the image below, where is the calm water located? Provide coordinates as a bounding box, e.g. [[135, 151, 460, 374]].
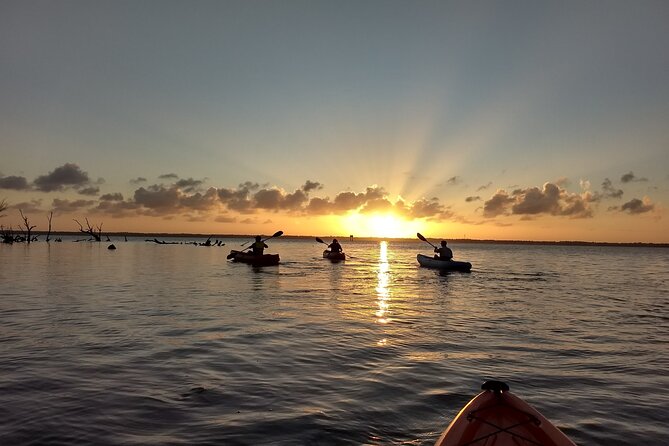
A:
[[1, 238, 668, 445]]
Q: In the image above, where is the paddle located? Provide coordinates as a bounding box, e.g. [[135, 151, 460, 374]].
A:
[[228, 231, 283, 259], [417, 232, 438, 249]]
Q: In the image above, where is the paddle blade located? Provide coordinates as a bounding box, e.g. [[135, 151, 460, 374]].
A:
[[316, 237, 325, 244], [417, 233, 428, 242], [272, 230, 283, 238]]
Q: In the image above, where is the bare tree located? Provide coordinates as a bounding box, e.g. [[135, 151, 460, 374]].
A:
[[46, 211, 54, 242], [1, 225, 14, 244], [19, 209, 36, 244], [74, 218, 103, 241]]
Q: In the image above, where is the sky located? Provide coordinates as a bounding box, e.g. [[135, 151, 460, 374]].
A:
[[1, 1, 668, 243]]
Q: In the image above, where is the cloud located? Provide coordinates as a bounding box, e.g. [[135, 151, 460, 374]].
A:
[[8, 199, 44, 214], [180, 188, 220, 211], [620, 197, 655, 214], [158, 173, 179, 180], [97, 180, 221, 217], [217, 182, 259, 213], [601, 178, 623, 199], [88, 176, 457, 223], [78, 186, 100, 196], [511, 183, 562, 215], [302, 180, 323, 193], [361, 197, 394, 213], [95, 200, 140, 217], [403, 197, 449, 220], [175, 178, 205, 193], [620, 171, 648, 183], [305, 197, 333, 214], [483, 182, 593, 219], [214, 214, 237, 223], [555, 177, 571, 187], [0, 175, 30, 190], [476, 182, 493, 192], [446, 176, 460, 186], [465, 196, 481, 202], [483, 190, 515, 217], [51, 198, 96, 214], [331, 186, 387, 212], [134, 185, 181, 210], [100, 193, 124, 201], [130, 177, 147, 184], [253, 186, 310, 211], [33, 163, 97, 193]]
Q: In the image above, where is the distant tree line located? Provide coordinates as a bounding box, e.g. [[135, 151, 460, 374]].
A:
[[1, 197, 224, 247], [0, 198, 104, 244]]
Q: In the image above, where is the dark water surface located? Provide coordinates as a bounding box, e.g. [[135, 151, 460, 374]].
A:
[[1, 238, 668, 445]]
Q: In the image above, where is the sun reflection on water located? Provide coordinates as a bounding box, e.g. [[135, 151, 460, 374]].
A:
[[375, 241, 391, 326]]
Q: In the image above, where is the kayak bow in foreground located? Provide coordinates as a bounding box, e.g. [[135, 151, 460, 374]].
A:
[[435, 381, 576, 446]]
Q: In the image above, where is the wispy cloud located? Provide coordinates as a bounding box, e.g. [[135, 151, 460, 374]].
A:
[[601, 178, 623, 199], [52, 198, 97, 213], [476, 182, 492, 192], [620, 171, 648, 183]]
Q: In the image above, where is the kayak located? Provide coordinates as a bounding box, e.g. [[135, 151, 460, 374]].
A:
[[435, 381, 576, 446], [417, 254, 472, 272], [227, 250, 280, 266], [323, 250, 346, 261]]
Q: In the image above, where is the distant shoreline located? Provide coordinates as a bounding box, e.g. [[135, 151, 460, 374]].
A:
[[25, 231, 669, 248]]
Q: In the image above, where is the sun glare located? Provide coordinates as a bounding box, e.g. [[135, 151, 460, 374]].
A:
[[342, 213, 419, 239]]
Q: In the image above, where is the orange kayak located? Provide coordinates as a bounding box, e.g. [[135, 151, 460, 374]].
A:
[[435, 381, 576, 446]]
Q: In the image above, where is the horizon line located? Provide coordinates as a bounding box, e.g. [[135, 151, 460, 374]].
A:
[[19, 230, 669, 248]]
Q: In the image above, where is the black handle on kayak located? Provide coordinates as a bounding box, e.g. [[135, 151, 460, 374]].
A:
[[481, 380, 509, 393]]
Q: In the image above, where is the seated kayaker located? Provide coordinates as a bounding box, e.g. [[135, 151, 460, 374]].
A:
[[328, 238, 343, 253], [434, 240, 453, 260], [251, 235, 268, 256]]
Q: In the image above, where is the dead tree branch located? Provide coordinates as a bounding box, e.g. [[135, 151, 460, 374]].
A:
[[46, 211, 53, 242], [73, 218, 103, 241], [19, 209, 36, 244]]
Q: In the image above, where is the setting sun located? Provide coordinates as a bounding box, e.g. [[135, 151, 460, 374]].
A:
[[342, 213, 421, 239]]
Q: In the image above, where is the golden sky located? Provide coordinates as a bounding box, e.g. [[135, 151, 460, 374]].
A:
[[1, 2, 668, 243]]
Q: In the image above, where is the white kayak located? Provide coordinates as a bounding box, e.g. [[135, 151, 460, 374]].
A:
[[417, 254, 472, 272]]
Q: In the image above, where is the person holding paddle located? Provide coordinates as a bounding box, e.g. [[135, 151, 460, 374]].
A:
[[434, 240, 453, 261], [328, 238, 343, 254], [251, 235, 268, 256]]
